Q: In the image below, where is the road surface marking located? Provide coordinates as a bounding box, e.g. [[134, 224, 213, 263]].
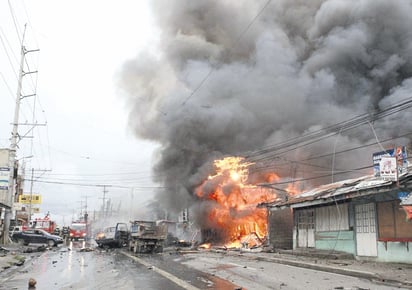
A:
[[120, 250, 200, 290]]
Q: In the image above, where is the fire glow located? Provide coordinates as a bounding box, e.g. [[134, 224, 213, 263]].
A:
[[196, 156, 277, 249]]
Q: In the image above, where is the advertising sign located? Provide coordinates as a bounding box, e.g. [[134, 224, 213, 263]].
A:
[[18, 194, 42, 204], [372, 146, 408, 177], [0, 167, 10, 207], [379, 157, 397, 181], [0, 167, 10, 190], [399, 191, 412, 221]]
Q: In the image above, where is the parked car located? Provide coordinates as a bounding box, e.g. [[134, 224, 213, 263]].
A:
[[12, 229, 64, 247]]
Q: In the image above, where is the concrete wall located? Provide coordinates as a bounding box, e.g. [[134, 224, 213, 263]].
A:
[[377, 242, 412, 263], [315, 230, 355, 254]]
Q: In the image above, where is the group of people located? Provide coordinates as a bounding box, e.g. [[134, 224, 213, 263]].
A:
[[53, 226, 70, 238]]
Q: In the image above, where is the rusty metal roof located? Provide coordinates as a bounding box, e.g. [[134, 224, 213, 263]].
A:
[[265, 171, 412, 209]]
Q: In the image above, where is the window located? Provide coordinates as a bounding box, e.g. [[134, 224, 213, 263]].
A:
[[316, 203, 349, 232], [297, 209, 314, 230]]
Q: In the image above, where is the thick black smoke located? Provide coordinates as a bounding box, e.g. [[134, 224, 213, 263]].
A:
[[117, 0, 412, 215]]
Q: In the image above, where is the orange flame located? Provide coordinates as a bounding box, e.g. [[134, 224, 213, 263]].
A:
[[286, 182, 300, 196], [196, 156, 277, 249]]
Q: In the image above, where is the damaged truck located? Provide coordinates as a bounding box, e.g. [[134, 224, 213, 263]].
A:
[[95, 223, 129, 248], [128, 220, 168, 254]]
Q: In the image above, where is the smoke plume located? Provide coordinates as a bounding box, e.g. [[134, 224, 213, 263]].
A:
[[117, 0, 412, 215]]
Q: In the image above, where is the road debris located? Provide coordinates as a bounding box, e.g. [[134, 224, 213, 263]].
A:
[[28, 277, 37, 289]]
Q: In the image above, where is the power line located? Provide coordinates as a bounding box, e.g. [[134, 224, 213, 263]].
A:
[[246, 97, 412, 163], [7, 0, 23, 45], [22, 178, 171, 190], [262, 164, 373, 187], [250, 130, 412, 173]]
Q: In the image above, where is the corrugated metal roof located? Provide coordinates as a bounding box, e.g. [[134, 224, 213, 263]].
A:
[[266, 172, 410, 208]]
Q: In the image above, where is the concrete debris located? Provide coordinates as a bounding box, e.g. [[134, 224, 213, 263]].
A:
[[23, 246, 47, 253]]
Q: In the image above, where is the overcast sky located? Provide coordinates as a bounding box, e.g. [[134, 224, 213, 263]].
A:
[[3, 0, 412, 228], [0, 0, 159, 224]]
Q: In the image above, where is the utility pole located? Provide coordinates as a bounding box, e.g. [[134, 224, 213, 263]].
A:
[[129, 187, 134, 220], [99, 185, 109, 220], [28, 168, 34, 221], [83, 195, 91, 216], [1, 26, 39, 244], [77, 200, 84, 217]]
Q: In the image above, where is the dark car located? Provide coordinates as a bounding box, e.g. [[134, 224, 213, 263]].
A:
[[12, 229, 64, 247]]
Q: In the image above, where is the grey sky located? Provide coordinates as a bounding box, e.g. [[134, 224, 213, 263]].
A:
[[0, 0, 159, 224]]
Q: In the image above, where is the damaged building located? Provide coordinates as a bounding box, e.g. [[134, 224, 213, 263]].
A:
[[265, 151, 412, 264]]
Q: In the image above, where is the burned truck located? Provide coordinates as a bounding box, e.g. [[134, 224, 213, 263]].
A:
[[128, 220, 167, 254], [95, 223, 129, 249]]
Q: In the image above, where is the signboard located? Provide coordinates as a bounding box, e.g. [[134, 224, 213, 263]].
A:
[[379, 157, 397, 181], [0, 149, 11, 207], [0, 167, 10, 207], [0, 167, 10, 190], [372, 146, 408, 177], [13, 203, 40, 211], [399, 191, 412, 221], [19, 194, 42, 204]]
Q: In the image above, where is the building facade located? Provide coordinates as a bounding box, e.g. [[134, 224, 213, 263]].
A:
[[269, 174, 412, 264]]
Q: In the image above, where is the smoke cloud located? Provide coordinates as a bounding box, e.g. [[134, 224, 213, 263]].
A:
[[117, 0, 412, 215]]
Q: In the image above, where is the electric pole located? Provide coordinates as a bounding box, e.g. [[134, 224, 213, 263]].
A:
[[99, 185, 110, 220], [1, 26, 39, 244], [28, 168, 34, 221]]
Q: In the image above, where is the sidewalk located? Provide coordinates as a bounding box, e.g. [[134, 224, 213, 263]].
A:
[[228, 248, 412, 289]]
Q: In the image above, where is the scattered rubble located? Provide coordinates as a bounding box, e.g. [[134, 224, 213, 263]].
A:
[[23, 246, 47, 253], [0, 253, 26, 270]]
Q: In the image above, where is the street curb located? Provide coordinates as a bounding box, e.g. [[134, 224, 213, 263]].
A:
[[221, 251, 412, 289]]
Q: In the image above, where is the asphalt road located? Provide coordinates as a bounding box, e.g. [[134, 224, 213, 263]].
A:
[[0, 241, 238, 290], [178, 251, 410, 290], [1, 242, 409, 290]]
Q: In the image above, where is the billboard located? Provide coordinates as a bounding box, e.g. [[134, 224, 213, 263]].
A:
[[372, 146, 408, 178]]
